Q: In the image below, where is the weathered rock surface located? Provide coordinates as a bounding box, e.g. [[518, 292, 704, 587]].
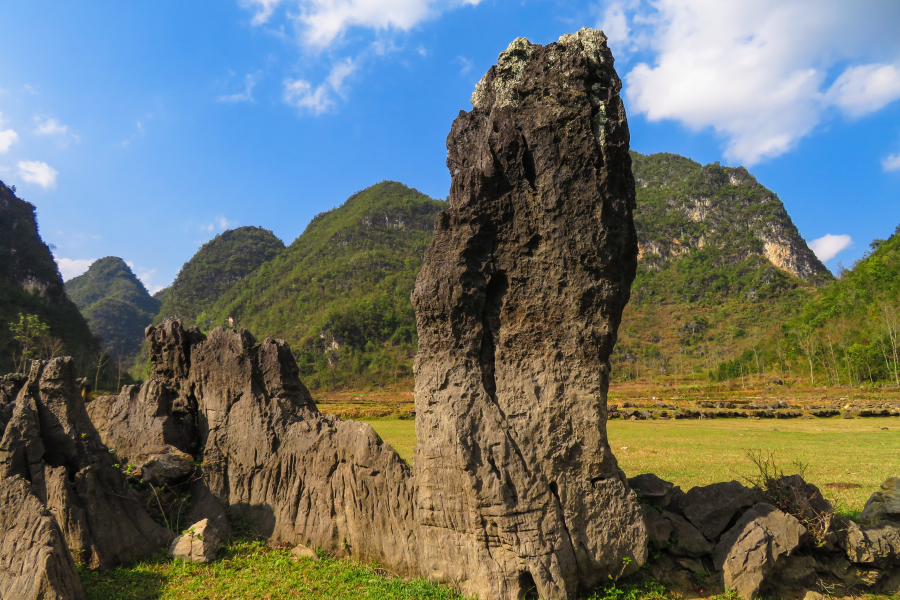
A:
[[682, 481, 760, 539], [713, 503, 808, 599], [629, 473, 680, 508], [169, 518, 222, 563], [837, 518, 900, 567], [664, 511, 713, 557], [0, 357, 173, 569], [641, 505, 673, 550], [411, 28, 645, 599], [0, 476, 84, 600], [860, 477, 900, 523]]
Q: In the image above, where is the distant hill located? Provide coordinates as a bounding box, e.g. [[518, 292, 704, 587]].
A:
[[785, 225, 900, 385], [630, 152, 831, 304], [206, 181, 445, 389], [0, 180, 99, 373], [66, 257, 160, 362], [156, 226, 284, 327]]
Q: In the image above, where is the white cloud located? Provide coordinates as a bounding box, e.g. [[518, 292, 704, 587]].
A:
[[883, 151, 900, 172], [18, 160, 58, 189], [137, 268, 163, 294], [0, 112, 18, 152], [620, 0, 900, 165], [284, 78, 332, 114], [326, 58, 356, 96], [597, 2, 631, 48], [203, 215, 237, 233], [55, 258, 95, 281], [243, 0, 480, 48], [284, 59, 359, 114], [809, 234, 853, 262], [34, 117, 68, 136], [218, 73, 258, 103], [455, 56, 473, 74], [244, 0, 283, 25]]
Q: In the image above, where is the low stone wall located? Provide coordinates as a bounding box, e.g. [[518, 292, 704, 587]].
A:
[[610, 400, 900, 420], [631, 473, 900, 599]]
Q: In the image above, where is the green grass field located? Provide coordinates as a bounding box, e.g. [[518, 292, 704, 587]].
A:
[[82, 416, 899, 599], [362, 417, 900, 516]]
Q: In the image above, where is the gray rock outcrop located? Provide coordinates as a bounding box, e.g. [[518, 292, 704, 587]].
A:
[[169, 518, 222, 563], [411, 28, 646, 599], [0, 476, 84, 600], [0, 357, 172, 570]]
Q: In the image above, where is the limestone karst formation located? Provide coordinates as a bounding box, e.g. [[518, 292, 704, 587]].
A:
[[410, 27, 646, 598], [0, 28, 648, 600]]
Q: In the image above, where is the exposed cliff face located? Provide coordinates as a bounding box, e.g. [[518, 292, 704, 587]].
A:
[[412, 28, 646, 600], [66, 257, 161, 361], [631, 153, 832, 303], [0, 181, 98, 373]]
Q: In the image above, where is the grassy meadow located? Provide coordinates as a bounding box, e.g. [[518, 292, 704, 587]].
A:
[[81, 414, 899, 600], [360, 416, 900, 517]]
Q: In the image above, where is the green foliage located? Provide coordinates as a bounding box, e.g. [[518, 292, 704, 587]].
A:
[[784, 225, 900, 385], [0, 180, 99, 374], [206, 181, 445, 390], [66, 257, 161, 362], [79, 537, 468, 600], [156, 226, 285, 328], [9, 313, 51, 372], [630, 152, 831, 304]]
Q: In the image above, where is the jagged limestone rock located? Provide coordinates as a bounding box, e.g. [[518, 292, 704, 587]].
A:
[[169, 518, 222, 563], [0, 357, 172, 570], [412, 27, 646, 600], [0, 476, 85, 600]]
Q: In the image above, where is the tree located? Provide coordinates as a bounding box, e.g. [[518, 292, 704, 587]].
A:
[[9, 313, 52, 373], [879, 303, 900, 386], [794, 326, 819, 386]]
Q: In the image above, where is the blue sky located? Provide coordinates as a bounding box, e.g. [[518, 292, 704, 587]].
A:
[[1, 0, 899, 293]]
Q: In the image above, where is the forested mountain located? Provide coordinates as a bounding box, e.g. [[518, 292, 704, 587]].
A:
[[155, 226, 284, 327], [66, 257, 160, 362], [630, 152, 831, 304], [786, 225, 900, 385], [0, 180, 99, 373], [206, 181, 445, 389]]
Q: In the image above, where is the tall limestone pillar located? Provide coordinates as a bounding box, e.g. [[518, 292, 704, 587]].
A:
[[412, 28, 648, 600]]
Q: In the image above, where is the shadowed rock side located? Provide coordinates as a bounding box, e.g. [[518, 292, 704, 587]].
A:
[[0, 359, 174, 599], [89, 320, 419, 575], [411, 29, 646, 600]]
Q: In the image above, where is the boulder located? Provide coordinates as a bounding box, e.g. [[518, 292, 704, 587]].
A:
[[169, 518, 222, 563], [860, 477, 900, 523], [291, 543, 318, 562], [629, 473, 678, 508], [713, 503, 808, 599], [664, 511, 713, 557], [411, 27, 646, 599], [682, 481, 760, 539], [836, 518, 900, 567], [641, 505, 673, 550], [0, 358, 173, 569], [138, 449, 195, 486], [0, 476, 85, 600]]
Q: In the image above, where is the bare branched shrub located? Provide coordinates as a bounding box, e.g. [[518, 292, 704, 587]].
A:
[[743, 450, 834, 546]]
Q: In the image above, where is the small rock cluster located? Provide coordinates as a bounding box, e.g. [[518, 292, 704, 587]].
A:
[[631, 474, 900, 599]]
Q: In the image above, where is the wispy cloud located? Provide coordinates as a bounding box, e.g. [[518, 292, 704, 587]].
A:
[[202, 215, 237, 233], [243, 0, 283, 25], [218, 73, 259, 103], [0, 112, 19, 152], [455, 56, 473, 74], [18, 160, 58, 189], [284, 59, 357, 114], [883, 152, 900, 172], [33, 116, 80, 146], [809, 234, 853, 262], [55, 257, 95, 281], [119, 120, 147, 147]]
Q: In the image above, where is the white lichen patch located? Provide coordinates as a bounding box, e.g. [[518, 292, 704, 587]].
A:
[[471, 37, 537, 110]]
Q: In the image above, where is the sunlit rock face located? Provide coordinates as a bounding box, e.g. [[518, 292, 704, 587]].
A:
[[412, 27, 647, 600]]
